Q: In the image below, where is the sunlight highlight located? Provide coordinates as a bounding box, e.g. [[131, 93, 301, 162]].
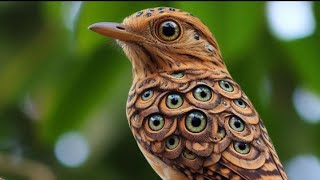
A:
[[266, 1, 316, 41], [54, 131, 90, 168], [293, 87, 320, 123], [62, 2, 82, 32], [286, 154, 320, 180]]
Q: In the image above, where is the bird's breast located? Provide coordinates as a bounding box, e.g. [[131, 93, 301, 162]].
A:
[[126, 69, 287, 179]]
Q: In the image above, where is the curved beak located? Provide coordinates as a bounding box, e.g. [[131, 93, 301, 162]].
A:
[[88, 22, 143, 42]]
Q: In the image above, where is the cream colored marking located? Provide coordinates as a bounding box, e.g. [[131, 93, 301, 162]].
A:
[[137, 143, 187, 180]]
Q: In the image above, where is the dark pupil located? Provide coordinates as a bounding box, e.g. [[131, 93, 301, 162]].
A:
[[153, 119, 160, 126], [200, 90, 207, 98], [194, 33, 200, 40], [162, 22, 176, 37], [144, 91, 150, 98], [169, 138, 175, 145], [238, 100, 243, 105], [238, 143, 247, 150], [234, 120, 241, 128], [171, 96, 178, 105], [172, 71, 181, 75], [224, 82, 230, 89], [191, 116, 201, 127]]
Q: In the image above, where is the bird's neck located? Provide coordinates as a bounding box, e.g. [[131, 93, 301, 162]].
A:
[[123, 43, 227, 82], [131, 58, 228, 83]]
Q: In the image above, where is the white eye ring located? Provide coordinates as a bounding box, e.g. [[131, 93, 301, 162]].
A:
[[157, 20, 181, 41]]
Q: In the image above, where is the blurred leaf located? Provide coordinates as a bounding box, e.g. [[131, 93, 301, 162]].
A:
[[0, 26, 67, 109], [174, 2, 265, 62], [282, 36, 320, 94]]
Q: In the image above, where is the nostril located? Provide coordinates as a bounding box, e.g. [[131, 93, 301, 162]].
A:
[[116, 26, 125, 30]]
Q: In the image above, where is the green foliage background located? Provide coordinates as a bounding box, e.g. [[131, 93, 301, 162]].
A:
[[0, 2, 319, 179]]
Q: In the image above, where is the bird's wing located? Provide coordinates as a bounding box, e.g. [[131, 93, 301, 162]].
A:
[[200, 69, 288, 180], [127, 69, 287, 180]]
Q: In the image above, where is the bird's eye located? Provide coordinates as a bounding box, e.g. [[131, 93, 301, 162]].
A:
[[148, 114, 165, 131], [193, 85, 212, 102], [229, 116, 245, 132], [157, 20, 181, 41], [185, 111, 207, 133], [233, 142, 250, 154], [182, 149, 196, 160], [171, 71, 184, 78], [141, 89, 153, 101], [166, 94, 183, 109], [234, 99, 246, 108], [165, 135, 180, 150], [218, 80, 234, 92]]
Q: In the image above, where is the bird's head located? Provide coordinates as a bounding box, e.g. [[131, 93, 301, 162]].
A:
[[89, 7, 226, 80]]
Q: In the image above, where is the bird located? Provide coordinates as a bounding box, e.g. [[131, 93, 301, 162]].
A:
[[88, 7, 288, 180]]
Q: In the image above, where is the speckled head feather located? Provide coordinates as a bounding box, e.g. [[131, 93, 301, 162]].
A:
[[92, 7, 224, 80], [89, 7, 288, 180], [127, 7, 225, 77]]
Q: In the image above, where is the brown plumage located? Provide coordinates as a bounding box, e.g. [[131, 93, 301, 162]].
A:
[[89, 7, 288, 180]]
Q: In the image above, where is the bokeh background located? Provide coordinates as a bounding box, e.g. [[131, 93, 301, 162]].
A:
[[0, 1, 319, 180]]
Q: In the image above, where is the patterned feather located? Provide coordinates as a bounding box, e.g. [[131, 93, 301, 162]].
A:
[[89, 7, 288, 180]]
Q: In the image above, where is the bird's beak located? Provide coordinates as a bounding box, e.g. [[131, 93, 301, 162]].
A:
[[88, 22, 143, 42]]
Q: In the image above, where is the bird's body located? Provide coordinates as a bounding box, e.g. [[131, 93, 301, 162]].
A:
[[89, 7, 288, 180]]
